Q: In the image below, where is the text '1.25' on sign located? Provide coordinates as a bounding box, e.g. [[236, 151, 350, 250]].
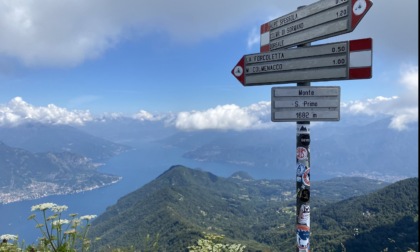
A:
[[260, 0, 373, 52]]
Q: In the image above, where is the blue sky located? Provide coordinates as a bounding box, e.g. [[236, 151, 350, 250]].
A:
[[0, 0, 418, 131]]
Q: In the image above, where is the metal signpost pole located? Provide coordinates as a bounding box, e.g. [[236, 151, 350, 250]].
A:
[[295, 40, 311, 252], [231, 1, 373, 251], [296, 118, 311, 252]]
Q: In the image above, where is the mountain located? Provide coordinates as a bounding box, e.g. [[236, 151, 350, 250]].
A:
[[162, 117, 418, 182], [0, 142, 121, 204], [87, 165, 408, 251], [311, 177, 419, 251], [76, 118, 178, 146], [0, 122, 132, 204], [0, 122, 130, 162], [69, 115, 418, 182]]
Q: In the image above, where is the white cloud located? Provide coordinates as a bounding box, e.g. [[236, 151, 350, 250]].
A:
[[175, 64, 418, 132], [132, 110, 162, 122], [342, 96, 399, 115], [174, 102, 271, 131], [342, 65, 418, 130], [0, 97, 93, 126], [0, 0, 321, 67], [399, 65, 418, 101], [0, 0, 417, 68], [247, 27, 260, 50], [0, 0, 121, 67]]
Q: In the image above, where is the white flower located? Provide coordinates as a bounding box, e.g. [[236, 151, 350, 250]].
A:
[[51, 205, 68, 213], [0, 234, 18, 241], [64, 229, 76, 235], [31, 203, 57, 211], [52, 219, 70, 226], [72, 219, 81, 226], [80, 215, 97, 220]]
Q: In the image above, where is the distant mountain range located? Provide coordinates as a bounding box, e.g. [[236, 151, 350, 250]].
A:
[[0, 123, 130, 204], [0, 122, 130, 162], [0, 115, 417, 204], [74, 115, 418, 182], [160, 118, 418, 182], [88, 165, 418, 251], [73, 116, 419, 182], [0, 117, 417, 250]]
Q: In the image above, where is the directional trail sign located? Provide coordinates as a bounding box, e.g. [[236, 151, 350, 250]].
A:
[[231, 38, 372, 86], [271, 86, 340, 122], [260, 0, 373, 52], [230, 0, 374, 250]]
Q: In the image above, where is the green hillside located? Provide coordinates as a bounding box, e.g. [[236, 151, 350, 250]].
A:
[[88, 165, 417, 251], [311, 177, 419, 251]]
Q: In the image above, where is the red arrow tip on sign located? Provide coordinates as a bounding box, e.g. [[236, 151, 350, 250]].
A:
[[231, 56, 245, 85], [351, 0, 373, 30]]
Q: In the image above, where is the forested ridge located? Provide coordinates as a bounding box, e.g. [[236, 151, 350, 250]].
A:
[[88, 165, 418, 251]]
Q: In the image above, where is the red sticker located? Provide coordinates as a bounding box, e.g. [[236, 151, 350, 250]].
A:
[[303, 168, 310, 186], [296, 147, 308, 160]]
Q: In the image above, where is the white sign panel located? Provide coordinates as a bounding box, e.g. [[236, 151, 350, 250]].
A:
[[260, 0, 373, 52], [232, 38, 372, 86], [271, 86, 340, 122]]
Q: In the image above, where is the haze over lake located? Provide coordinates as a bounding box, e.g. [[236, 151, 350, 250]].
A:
[[0, 141, 246, 244]]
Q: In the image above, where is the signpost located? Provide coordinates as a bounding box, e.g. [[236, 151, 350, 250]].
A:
[[230, 0, 373, 251], [260, 0, 373, 52], [232, 38, 372, 86], [271, 86, 340, 122]]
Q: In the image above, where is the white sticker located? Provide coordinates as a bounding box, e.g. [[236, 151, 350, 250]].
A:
[[353, 0, 367, 16], [233, 66, 243, 77]]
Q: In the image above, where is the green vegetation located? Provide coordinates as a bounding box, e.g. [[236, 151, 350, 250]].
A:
[[188, 233, 246, 252], [1, 166, 418, 251], [87, 166, 417, 251], [311, 178, 419, 251], [1, 203, 96, 252], [1, 204, 241, 252]]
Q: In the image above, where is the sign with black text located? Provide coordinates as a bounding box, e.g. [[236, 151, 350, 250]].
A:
[[232, 38, 372, 86], [271, 86, 340, 122], [260, 0, 373, 52]]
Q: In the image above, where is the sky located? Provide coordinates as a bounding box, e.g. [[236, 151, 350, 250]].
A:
[[0, 0, 418, 131]]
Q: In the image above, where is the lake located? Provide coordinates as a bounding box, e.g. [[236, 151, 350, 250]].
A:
[[0, 141, 252, 244]]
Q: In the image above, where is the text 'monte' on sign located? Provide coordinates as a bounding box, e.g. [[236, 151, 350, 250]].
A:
[[271, 86, 340, 122]]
